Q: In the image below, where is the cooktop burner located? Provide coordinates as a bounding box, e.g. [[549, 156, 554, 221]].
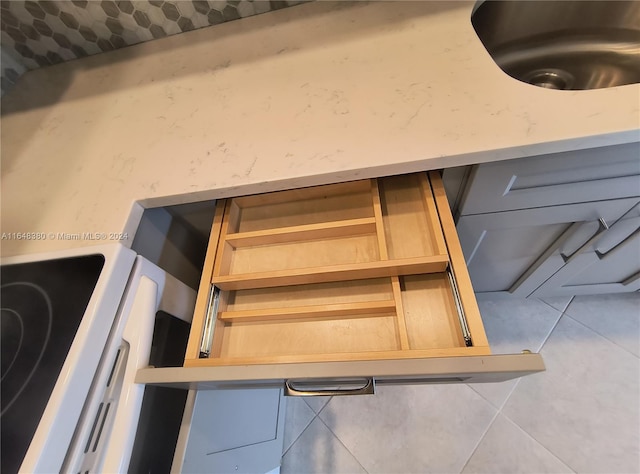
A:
[[1, 255, 104, 474], [1, 283, 53, 416]]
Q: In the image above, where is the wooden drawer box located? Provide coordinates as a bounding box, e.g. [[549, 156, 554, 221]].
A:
[[136, 172, 544, 391]]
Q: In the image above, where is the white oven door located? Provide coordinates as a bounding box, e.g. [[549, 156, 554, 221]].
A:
[[62, 256, 196, 473]]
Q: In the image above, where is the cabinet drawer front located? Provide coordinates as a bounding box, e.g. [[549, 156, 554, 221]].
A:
[[531, 202, 640, 297], [460, 142, 640, 215], [149, 171, 544, 387], [135, 353, 545, 390], [457, 197, 640, 295]]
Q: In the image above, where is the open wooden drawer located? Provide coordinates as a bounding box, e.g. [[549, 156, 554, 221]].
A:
[[136, 172, 544, 393]]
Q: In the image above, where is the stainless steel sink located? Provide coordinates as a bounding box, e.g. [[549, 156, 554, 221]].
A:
[[471, 1, 640, 90]]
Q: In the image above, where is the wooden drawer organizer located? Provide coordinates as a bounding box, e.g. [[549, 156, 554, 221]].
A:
[[185, 172, 490, 367]]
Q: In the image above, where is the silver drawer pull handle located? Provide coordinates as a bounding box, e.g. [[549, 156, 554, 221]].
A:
[[622, 271, 640, 287], [560, 218, 609, 263], [596, 226, 640, 260], [284, 379, 375, 397]]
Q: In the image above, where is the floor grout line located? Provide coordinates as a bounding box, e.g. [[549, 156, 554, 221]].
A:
[[500, 412, 578, 474], [537, 308, 566, 352], [538, 295, 575, 315], [502, 413, 577, 473], [283, 295, 637, 472], [311, 396, 333, 417], [315, 412, 371, 474], [500, 293, 636, 474], [563, 312, 640, 359], [497, 377, 521, 412], [282, 396, 333, 460], [281, 402, 319, 458], [467, 384, 502, 410], [458, 408, 501, 473]]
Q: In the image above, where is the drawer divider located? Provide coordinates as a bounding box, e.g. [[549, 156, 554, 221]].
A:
[[390, 277, 410, 350], [213, 255, 449, 290], [371, 179, 410, 350], [419, 174, 449, 256], [371, 179, 390, 261], [213, 200, 240, 278], [225, 217, 376, 248], [218, 300, 397, 323]]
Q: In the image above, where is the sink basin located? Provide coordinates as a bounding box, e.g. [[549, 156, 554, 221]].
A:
[[471, 0, 640, 90]]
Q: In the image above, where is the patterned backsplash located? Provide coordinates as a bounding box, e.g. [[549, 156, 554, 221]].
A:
[[0, 0, 305, 95]]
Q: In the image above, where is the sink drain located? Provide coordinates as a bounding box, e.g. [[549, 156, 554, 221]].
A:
[[523, 69, 575, 90]]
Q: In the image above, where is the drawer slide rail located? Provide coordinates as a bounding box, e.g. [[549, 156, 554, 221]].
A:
[[447, 266, 472, 347], [199, 285, 220, 358]]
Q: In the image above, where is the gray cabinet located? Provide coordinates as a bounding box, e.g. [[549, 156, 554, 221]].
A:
[[172, 389, 285, 474], [460, 142, 640, 215], [458, 198, 640, 296], [452, 142, 640, 297], [531, 203, 640, 297]]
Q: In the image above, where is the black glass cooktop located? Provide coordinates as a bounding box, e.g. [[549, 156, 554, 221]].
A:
[[1, 255, 105, 474]]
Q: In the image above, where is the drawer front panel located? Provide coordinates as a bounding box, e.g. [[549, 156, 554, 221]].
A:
[[460, 142, 640, 215], [457, 197, 640, 295], [532, 201, 640, 297], [136, 353, 545, 390]]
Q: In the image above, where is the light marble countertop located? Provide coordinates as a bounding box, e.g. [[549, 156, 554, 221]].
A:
[[1, 1, 639, 257]]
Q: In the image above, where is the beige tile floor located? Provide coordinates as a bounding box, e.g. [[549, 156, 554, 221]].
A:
[[281, 293, 640, 474]]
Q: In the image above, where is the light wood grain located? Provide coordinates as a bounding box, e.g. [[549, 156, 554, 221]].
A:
[[188, 171, 492, 368], [228, 234, 380, 275], [379, 174, 440, 259], [370, 179, 389, 260], [401, 274, 465, 349], [219, 300, 396, 322], [212, 200, 238, 278], [235, 183, 374, 233], [429, 171, 490, 349], [225, 217, 376, 248], [227, 278, 394, 311], [371, 180, 410, 349], [184, 200, 226, 362], [391, 277, 410, 350], [419, 173, 449, 256], [214, 254, 450, 290], [219, 315, 402, 358], [233, 179, 372, 208], [184, 346, 491, 367]]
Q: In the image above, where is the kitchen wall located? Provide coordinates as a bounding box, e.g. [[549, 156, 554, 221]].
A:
[[0, 0, 306, 94]]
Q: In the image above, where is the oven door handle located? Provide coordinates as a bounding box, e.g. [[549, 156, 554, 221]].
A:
[[100, 275, 159, 474]]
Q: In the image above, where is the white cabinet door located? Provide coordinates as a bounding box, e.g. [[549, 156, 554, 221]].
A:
[[457, 198, 640, 296], [173, 389, 285, 474]]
